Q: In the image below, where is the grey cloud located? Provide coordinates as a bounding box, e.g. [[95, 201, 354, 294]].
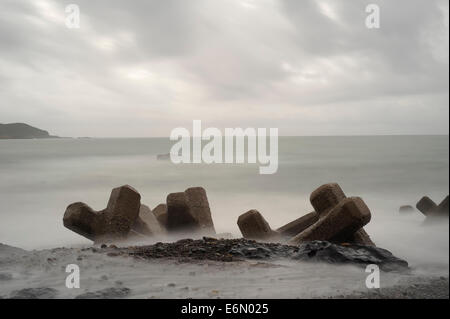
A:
[[0, 0, 448, 136]]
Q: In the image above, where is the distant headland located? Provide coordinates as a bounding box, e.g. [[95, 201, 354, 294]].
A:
[[0, 123, 59, 139]]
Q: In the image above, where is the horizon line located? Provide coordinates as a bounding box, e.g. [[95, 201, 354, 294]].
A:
[[63, 133, 450, 139]]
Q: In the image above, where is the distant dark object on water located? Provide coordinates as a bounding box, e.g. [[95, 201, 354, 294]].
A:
[[399, 205, 415, 214], [156, 153, 171, 160], [0, 123, 59, 139]]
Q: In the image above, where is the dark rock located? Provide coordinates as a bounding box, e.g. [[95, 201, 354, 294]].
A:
[[63, 202, 104, 241], [166, 188, 216, 234], [237, 210, 277, 241], [128, 237, 296, 262], [277, 212, 318, 238], [423, 196, 449, 224], [166, 192, 199, 232], [429, 196, 449, 218], [310, 183, 346, 218], [342, 228, 376, 246], [63, 185, 141, 243], [416, 195, 449, 224], [152, 204, 168, 228], [185, 187, 216, 235], [289, 197, 371, 245], [292, 241, 408, 272], [399, 205, 415, 213], [10, 287, 58, 299], [107, 185, 140, 217], [75, 287, 131, 299], [123, 238, 408, 272], [308, 183, 373, 246], [416, 196, 437, 216], [438, 196, 449, 214]]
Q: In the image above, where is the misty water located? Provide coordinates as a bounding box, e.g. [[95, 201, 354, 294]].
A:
[[0, 136, 448, 274]]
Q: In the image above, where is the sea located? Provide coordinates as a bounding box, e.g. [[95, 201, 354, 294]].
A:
[[0, 135, 448, 271]]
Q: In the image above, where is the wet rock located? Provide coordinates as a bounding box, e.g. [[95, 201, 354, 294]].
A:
[[10, 287, 58, 299], [399, 205, 415, 213], [128, 237, 295, 262], [438, 196, 449, 214], [63, 185, 141, 243], [166, 192, 199, 232], [237, 210, 277, 240], [307, 183, 374, 246], [277, 212, 318, 238], [416, 196, 437, 216], [132, 204, 164, 236], [106, 185, 141, 226], [75, 287, 131, 299], [63, 203, 103, 241], [289, 197, 371, 245], [292, 241, 408, 272], [152, 204, 168, 228], [185, 187, 216, 235], [430, 196, 449, 218], [342, 228, 376, 247], [424, 196, 449, 224], [124, 238, 407, 272], [166, 188, 216, 234], [310, 183, 346, 218]]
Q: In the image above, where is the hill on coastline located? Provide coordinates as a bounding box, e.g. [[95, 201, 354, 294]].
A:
[[0, 123, 59, 139]]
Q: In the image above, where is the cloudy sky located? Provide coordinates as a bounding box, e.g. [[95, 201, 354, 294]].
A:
[[0, 0, 448, 137]]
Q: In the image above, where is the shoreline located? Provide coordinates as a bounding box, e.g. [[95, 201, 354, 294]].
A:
[[1, 240, 448, 299]]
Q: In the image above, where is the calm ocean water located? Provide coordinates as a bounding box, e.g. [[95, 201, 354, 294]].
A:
[[0, 136, 448, 267]]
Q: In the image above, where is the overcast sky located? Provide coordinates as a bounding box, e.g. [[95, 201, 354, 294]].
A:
[[0, 0, 448, 137]]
